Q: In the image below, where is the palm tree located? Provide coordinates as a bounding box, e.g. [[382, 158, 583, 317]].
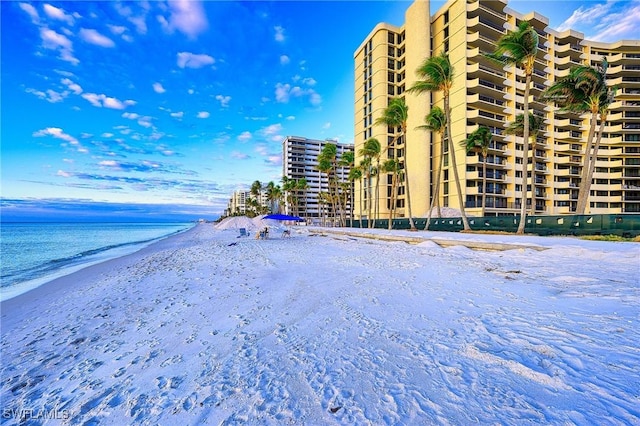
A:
[[265, 181, 281, 213], [339, 151, 355, 226], [382, 159, 402, 230], [543, 60, 615, 214], [462, 126, 493, 217], [250, 180, 263, 214], [349, 166, 364, 228], [486, 21, 538, 234], [281, 176, 296, 216], [408, 52, 470, 231], [416, 106, 447, 230], [317, 143, 338, 226], [375, 98, 417, 230], [358, 137, 381, 228], [504, 113, 545, 214]]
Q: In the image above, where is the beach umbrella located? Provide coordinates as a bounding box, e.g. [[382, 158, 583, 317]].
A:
[[263, 214, 304, 221]]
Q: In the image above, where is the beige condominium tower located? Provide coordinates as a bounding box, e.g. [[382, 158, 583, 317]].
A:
[[354, 0, 640, 220]]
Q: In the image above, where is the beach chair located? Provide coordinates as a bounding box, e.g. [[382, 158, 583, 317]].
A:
[[238, 228, 249, 237], [282, 230, 291, 238]]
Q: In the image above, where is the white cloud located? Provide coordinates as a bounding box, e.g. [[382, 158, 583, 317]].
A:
[[231, 151, 250, 160], [590, 3, 640, 42], [137, 117, 153, 128], [61, 78, 83, 94], [122, 112, 140, 120], [57, 170, 72, 178], [176, 52, 215, 69], [275, 83, 291, 103], [79, 28, 115, 48], [260, 124, 284, 142], [114, 2, 148, 34], [274, 25, 285, 42], [238, 131, 252, 142], [108, 24, 127, 35], [19, 3, 39, 24], [165, 0, 208, 39], [323, 122, 331, 129], [280, 55, 290, 65], [188, 89, 195, 95], [33, 127, 78, 145], [557, 3, 612, 32], [197, 111, 210, 119], [215, 94, 231, 107], [46, 89, 66, 103], [170, 111, 184, 118], [40, 28, 78, 65], [82, 93, 136, 109], [265, 155, 282, 166], [309, 90, 322, 106], [286, 115, 295, 121], [153, 82, 166, 93], [262, 123, 282, 136], [274, 82, 322, 106], [26, 88, 67, 103], [302, 77, 316, 86], [43, 4, 74, 25]]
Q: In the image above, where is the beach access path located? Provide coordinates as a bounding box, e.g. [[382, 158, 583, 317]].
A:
[[1, 224, 638, 425]]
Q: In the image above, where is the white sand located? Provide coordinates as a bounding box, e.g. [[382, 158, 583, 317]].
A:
[[1, 224, 639, 425]]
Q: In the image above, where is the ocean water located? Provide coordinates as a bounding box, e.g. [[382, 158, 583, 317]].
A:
[[1, 222, 192, 302]]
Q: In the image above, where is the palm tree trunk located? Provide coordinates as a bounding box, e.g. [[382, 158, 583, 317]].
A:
[[388, 172, 397, 230], [374, 159, 380, 228], [445, 95, 471, 231], [401, 131, 417, 230], [516, 72, 532, 234], [425, 137, 445, 230], [359, 177, 364, 228], [530, 139, 537, 215], [368, 173, 373, 228], [576, 111, 599, 215], [481, 153, 487, 218], [577, 113, 607, 215]]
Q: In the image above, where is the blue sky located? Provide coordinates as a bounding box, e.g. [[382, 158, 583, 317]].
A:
[[2, 1, 639, 222]]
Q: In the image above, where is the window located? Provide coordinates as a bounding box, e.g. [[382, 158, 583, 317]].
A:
[[388, 32, 395, 44]]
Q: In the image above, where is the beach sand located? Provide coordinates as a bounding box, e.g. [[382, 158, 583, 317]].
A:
[[1, 224, 639, 425]]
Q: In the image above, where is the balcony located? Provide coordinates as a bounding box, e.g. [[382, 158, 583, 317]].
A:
[[466, 93, 506, 114], [467, 15, 506, 36]]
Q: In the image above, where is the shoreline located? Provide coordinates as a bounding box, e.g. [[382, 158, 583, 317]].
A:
[[0, 223, 196, 304], [2, 224, 638, 424]]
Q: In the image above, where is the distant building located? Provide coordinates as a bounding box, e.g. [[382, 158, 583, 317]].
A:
[[282, 136, 354, 225], [224, 189, 269, 217], [354, 0, 640, 218]]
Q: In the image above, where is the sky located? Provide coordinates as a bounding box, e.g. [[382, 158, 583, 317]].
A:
[[2, 0, 639, 222]]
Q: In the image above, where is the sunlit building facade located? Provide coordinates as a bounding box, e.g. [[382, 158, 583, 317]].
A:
[[354, 0, 640, 219]]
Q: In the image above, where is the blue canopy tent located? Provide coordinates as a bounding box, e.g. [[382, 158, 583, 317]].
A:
[[263, 214, 304, 222]]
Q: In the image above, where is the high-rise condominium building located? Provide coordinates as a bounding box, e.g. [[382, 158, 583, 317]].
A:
[[282, 136, 354, 225], [354, 0, 640, 219]]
